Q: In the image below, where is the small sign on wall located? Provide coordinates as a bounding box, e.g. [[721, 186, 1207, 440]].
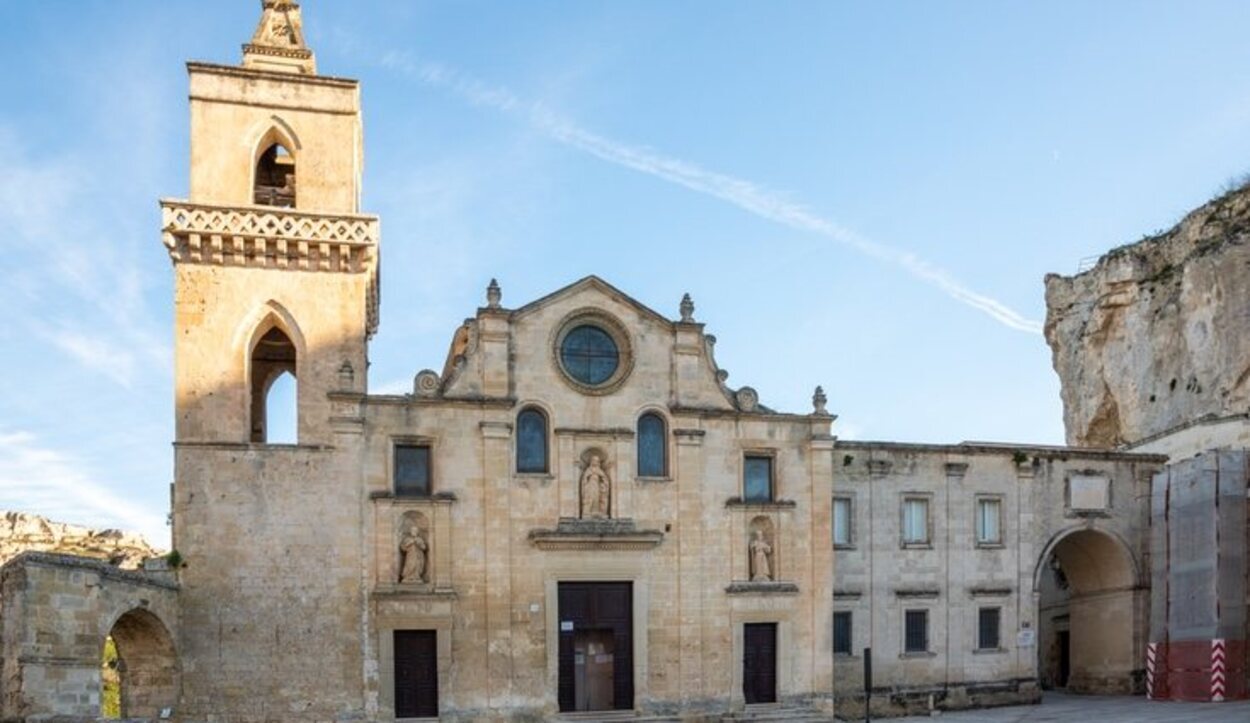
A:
[[1017, 629, 1036, 647], [560, 620, 574, 632]]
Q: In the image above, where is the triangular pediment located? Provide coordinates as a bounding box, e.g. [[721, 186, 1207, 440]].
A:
[[509, 275, 676, 328]]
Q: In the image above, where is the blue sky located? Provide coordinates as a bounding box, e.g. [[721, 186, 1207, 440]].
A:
[[3, 1, 1250, 545]]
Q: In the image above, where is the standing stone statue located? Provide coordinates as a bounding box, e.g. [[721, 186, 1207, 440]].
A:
[[580, 454, 611, 518], [399, 525, 428, 584], [749, 529, 773, 582]]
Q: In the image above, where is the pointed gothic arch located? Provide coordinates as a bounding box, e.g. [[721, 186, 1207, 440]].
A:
[[239, 302, 305, 443], [251, 121, 300, 207]]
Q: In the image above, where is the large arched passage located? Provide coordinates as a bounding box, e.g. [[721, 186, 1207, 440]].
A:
[[102, 608, 179, 719], [1035, 527, 1144, 695]]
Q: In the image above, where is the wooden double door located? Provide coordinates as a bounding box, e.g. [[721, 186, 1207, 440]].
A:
[[743, 623, 778, 704], [394, 630, 438, 718], [558, 582, 634, 712]]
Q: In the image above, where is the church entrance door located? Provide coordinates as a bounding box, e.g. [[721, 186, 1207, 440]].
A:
[[394, 630, 438, 718], [558, 582, 633, 712], [743, 622, 778, 704]]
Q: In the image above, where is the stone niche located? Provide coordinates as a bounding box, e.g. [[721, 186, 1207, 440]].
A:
[[726, 514, 798, 595], [371, 496, 455, 594]]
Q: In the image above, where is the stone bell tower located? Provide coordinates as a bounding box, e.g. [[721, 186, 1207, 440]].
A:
[[161, 2, 379, 716], [162, 0, 377, 446]]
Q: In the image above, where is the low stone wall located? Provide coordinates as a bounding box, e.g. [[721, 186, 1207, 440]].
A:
[[834, 678, 1040, 720]]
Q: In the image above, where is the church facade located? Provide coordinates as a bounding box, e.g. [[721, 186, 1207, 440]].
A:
[[2, 2, 1248, 722]]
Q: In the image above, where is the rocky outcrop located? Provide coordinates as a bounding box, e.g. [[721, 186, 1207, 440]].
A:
[[0, 511, 161, 569], [1045, 183, 1250, 447]]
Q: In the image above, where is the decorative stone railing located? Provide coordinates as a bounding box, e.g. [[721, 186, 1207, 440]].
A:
[[159, 199, 381, 336]]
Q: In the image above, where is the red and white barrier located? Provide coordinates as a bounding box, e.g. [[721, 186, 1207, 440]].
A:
[[1212, 638, 1226, 702], [1146, 642, 1158, 699]]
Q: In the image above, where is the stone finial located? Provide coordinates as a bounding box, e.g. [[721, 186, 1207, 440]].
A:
[[243, 0, 317, 75], [486, 278, 502, 309], [812, 385, 828, 415], [679, 293, 695, 323]]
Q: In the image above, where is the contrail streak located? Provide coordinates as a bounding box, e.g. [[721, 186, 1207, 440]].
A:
[[380, 53, 1044, 335]]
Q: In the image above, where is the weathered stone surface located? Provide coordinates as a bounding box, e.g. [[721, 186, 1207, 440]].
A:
[[0, 511, 159, 569], [1045, 184, 1250, 448]]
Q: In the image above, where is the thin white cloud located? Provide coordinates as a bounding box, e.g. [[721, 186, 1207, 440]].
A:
[[39, 328, 138, 388], [0, 431, 168, 547], [0, 127, 172, 384], [378, 53, 1043, 335]]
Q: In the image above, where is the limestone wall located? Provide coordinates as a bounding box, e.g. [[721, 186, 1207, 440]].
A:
[[831, 442, 1161, 716], [1045, 185, 1250, 449]]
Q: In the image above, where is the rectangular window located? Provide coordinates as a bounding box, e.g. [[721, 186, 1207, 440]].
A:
[[833, 497, 853, 547], [978, 607, 1001, 650], [394, 444, 432, 497], [743, 455, 774, 503], [833, 611, 853, 655], [976, 498, 1002, 545], [904, 609, 928, 653], [902, 497, 929, 545]]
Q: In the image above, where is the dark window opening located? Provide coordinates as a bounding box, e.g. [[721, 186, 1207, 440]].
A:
[[833, 611, 853, 655], [254, 143, 296, 207], [743, 455, 774, 503], [636, 412, 667, 477], [905, 609, 928, 653], [394, 444, 432, 497], [517, 408, 549, 474], [250, 326, 297, 443], [978, 607, 1001, 650], [560, 325, 619, 385]]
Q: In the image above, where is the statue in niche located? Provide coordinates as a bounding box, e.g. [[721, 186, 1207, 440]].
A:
[[749, 529, 774, 582], [580, 453, 612, 519], [398, 523, 428, 584]]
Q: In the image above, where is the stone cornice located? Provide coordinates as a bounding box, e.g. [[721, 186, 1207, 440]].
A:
[[725, 581, 800, 596], [529, 518, 664, 551], [160, 199, 380, 337]]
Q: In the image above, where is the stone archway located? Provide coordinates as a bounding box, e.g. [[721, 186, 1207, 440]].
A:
[[1035, 527, 1144, 694], [104, 608, 179, 719]]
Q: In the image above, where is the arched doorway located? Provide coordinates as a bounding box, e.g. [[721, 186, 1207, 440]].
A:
[[101, 608, 179, 719], [1036, 527, 1144, 695]]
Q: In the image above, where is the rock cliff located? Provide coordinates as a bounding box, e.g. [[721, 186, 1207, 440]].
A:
[[0, 511, 160, 569], [1044, 183, 1250, 448]]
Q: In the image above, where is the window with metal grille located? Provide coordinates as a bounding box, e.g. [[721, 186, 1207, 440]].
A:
[[833, 497, 852, 546], [978, 607, 1001, 650], [394, 444, 431, 497], [743, 455, 774, 502], [904, 609, 928, 653], [833, 611, 852, 655], [976, 498, 1002, 545]]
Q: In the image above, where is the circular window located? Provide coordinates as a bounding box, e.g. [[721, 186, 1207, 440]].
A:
[[552, 311, 633, 395], [560, 325, 619, 386]]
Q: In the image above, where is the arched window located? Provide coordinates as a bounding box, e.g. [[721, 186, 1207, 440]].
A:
[[637, 412, 667, 477], [250, 326, 297, 443], [254, 143, 296, 207], [516, 407, 548, 474]]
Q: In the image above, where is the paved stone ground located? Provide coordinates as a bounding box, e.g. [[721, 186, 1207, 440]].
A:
[[889, 692, 1250, 722]]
